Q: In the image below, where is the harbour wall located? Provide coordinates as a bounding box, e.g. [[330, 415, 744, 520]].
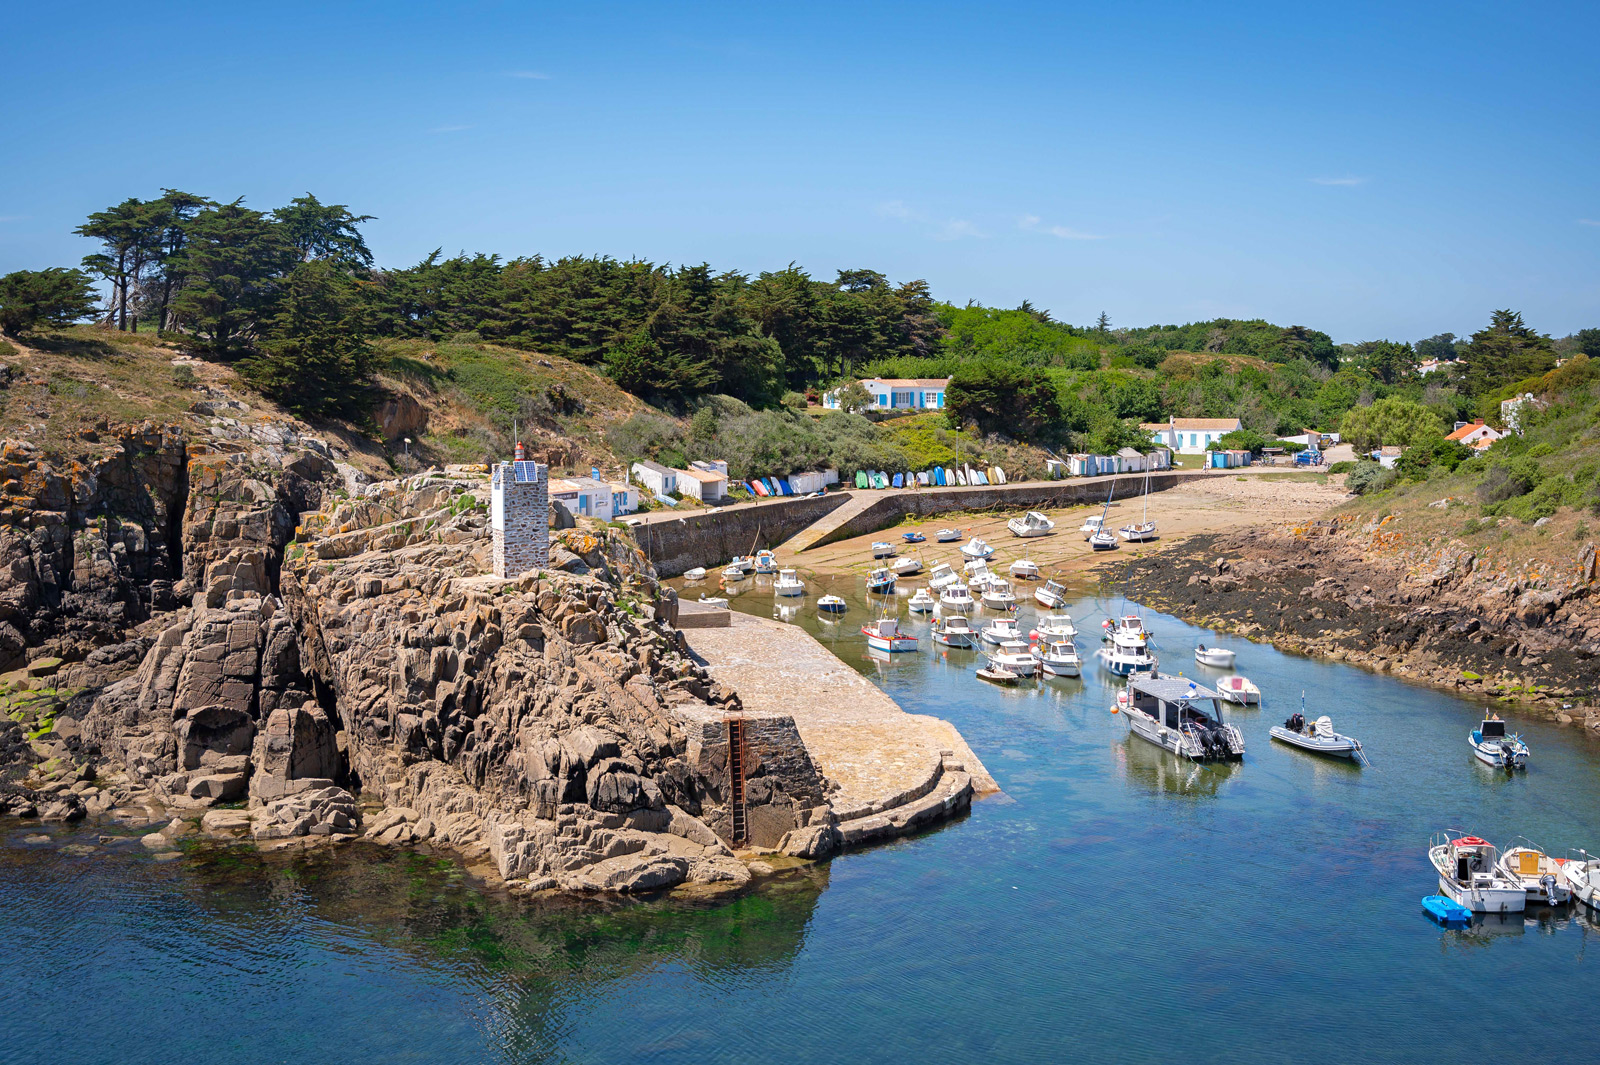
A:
[[636, 493, 848, 577], [803, 472, 1197, 550]]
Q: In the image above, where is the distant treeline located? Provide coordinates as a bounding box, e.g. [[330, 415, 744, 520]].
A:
[[1, 188, 1595, 438]]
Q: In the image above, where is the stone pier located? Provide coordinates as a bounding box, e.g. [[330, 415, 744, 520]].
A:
[[679, 611, 997, 850]]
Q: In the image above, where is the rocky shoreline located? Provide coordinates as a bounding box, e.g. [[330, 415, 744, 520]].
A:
[[1114, 517, 1600, 734], [0, 400, 986, 897]]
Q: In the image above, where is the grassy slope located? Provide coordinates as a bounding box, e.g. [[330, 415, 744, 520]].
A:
[[0, 327, 656, 479], [374, 337, 651, 477]]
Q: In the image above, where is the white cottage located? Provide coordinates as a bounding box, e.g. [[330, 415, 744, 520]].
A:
[[631, 461, 677, 497]]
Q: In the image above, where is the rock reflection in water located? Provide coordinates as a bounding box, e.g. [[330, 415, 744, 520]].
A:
[[0, 831, 827, 1065]]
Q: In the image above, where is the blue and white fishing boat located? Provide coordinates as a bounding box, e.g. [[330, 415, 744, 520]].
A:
[[1470, 715, 1528, 770], [866, 567, 898, 594], [1097, 629, 1156, 675], [817, 594, 847, 614], [861, 616, 917, 653], [753, 549, 778, 574], [902, 531, 926, 543], [871, 541, 896, 559]]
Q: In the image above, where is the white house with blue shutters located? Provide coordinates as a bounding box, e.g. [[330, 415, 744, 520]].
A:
[[822, 377, 949, 412], [1142, 417, 1243, 455]]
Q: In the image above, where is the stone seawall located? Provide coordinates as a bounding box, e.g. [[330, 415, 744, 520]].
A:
[[636, 494, 848, 577], [804, 472, 1196, 549]]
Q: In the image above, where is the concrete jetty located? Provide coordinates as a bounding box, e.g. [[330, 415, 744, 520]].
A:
[[680, 611, 998, 849]]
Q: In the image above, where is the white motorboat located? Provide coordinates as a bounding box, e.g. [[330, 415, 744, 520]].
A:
[[817, 594, 847, 614], [936, 528, 963, 543], [988, 640, 1039, 676], [1079, 514, 1106, 540], [696, 595, 729, 608], [1102, 614, 1151, 646], [861, 617, 917, 653], [977, 664, 1020, 685], [927, 562, 959, 590], [940, 583, 975, 613], [683, 567, 707, 581], [753, 549, 778, 574], [1118, 463, 1158, 542], [1118, 676, 1245, 761], [1195, 644, 1236, 668], [1429, 833, 1527, 914], [1269, 710, 1367, 763], [1033, 614, 1078, 640], [1034, 638, 1081, 677], [732, 555, 757, 573], [907, 588, 936, 613], [871, 541, 896, 559], [773, 568, 805, 597], [1470, 715, 1528, 771], [980, 616, 1023, 645], [866, 566, 898, 594], [1496, 839, 1573, 906], [1009, 557, 1041, 580], [892, 555, 923, 575], [721, 564, 746, 580], [1559, 850, 1600, 909], [981, 578, 1017, 609], [1215, 675, 1261, 705], [1089, 529, 1118, 551], [1034, 579, 1068, 609], [959, 537, 994, 560], [1097, 630, 1156, 675], [1007, 511, 1055, 538], [963, 559, 994, 589], [933, 614, 976, 647]]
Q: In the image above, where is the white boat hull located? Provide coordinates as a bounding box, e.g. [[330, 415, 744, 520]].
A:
[[1117, 525, 1157, 542], [1097, 647, 1155, 675], [1007, 525, 1051, 538], [933, 631, 974, 648], [1125, 710, 1243, 761], [1037, 655, 1081, 677], [1560, 859, 1600, 909], [775, 585, 805, 597], [1269, 726, 1360, 760], [1035, 590, 1065, 608], [1195, 648, 1236, 668], [1470, 735, 1527, 770], [1436, 877, 1527, 913], [864, 633, 917, 653]]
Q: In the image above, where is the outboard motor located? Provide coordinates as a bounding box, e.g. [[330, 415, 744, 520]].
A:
[[1541, 873, 1558, 902]]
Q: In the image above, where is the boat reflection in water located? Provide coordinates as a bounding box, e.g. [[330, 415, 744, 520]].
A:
[[1116, 735, 1241, 798]]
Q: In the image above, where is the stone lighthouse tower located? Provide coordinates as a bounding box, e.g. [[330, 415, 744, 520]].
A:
[[490, 442, 549, 578]]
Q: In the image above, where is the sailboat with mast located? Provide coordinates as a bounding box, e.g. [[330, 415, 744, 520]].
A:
[[1118, 458, 1157, 542], [1089, 481, 1118, 551]]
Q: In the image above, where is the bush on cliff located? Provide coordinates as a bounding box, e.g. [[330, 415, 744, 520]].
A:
[[1345, 460, 1397, 495]]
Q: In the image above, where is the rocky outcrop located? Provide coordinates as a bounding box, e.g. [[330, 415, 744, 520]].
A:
[[2, 410, 838, 894], [1119, 517, 1600, 732], [279, 468, 776, 891]]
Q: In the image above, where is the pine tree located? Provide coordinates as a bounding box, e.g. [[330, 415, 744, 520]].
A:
[[238, 260, 373, 417]]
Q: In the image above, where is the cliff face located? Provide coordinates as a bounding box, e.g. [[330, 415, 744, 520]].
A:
[[2, 415, 826, 893], [1119, 515, 1600, 732]]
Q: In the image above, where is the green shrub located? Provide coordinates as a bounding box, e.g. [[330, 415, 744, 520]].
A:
[[1475, 457, 1542, 504], [1327, 460, 1355, 474], [0, 339, 17, 359], [1346, 460, 1397, 495], [171, 364, 197, 388], [1528, 442, 1555, 458]]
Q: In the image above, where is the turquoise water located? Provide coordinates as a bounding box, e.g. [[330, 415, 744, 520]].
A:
[[5, 580, 1600, 1065]]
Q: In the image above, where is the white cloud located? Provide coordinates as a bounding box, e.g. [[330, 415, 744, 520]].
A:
[[505, 70, 551, 79], [933, 219, 985, 241], [429, 124, 474, 134], [1046, 225, 1105, 240], [1580, 218, 1600, 227], [1020, 214, 1105, 240], [1310, 176, 1366, 186], [876, 199, 917, 220]]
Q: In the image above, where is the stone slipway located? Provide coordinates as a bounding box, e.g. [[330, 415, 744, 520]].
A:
[[679, 611, 998, 849]]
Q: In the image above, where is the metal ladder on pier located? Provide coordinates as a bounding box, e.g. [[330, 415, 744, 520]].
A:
[[726, 717, 748, 845]]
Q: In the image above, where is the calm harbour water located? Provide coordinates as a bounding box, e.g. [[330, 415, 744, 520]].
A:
[[5, 575, 1600, 1065]]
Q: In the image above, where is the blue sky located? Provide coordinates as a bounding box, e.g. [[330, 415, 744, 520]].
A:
[[2, 1, 1596, 342]]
